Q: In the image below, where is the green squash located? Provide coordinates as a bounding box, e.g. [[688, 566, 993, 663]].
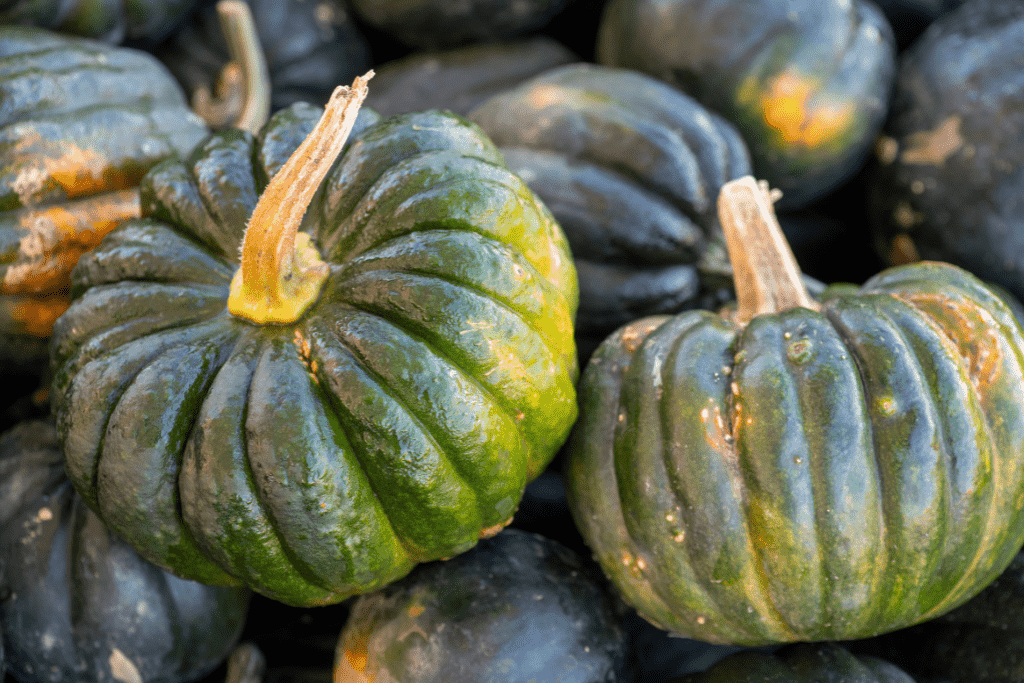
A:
[[672, 643, 915, 683], [333, 529, 628, 683], [595, 0, 896, 209], [868, 0, 1024, 303], [0, 26, 209, 356], [469, 63, 750, 359], [49, 75, 579, 608], [364, 36, 577, 119], [0, 419, 251, 683], [157, 0, 372, 117], [565, 176, 1024, 645]]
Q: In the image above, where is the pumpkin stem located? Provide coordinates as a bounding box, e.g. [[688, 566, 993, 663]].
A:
[[718, 176, 819, 325], [227, 71, 374, 325], [191, 0, 271, 133]]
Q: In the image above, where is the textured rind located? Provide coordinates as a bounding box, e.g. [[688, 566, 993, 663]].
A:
[[469, 63, 750, 348], [868, 0, 1024, 302], [0, 26, 209, 332], [0, 27, 208, 213], [50, 105, 579, 606], [565, 260, 1024, 645]]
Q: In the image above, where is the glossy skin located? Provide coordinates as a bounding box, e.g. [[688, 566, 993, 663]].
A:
[[469, 64, 751, 357], [869, 0, 1024, 304], [0, 27, 208, 347], [334, 529, 628, 683], [50, 102, 579, 607], [566, 261, 1024, 644], [596, 0, 896, 209], [0, 420, 250, 683], [156, 0, 373, 113]]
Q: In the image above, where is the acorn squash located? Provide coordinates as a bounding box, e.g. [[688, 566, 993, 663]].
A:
[[364, 37, 577, 119], [868, 0, 1024, 303], [157, 0, 372, 116], [595, 0, 897, 209], [333, 529, 628, 683], [565, 176, 1024, 645], [0, 419, 251, 683], [469, 63, 750, 359], [0, 26, 209, 354], [49, 75, 579, 607]]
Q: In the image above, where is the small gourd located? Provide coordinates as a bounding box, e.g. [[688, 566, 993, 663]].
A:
[[469, 63, 751, 358], [595, 0, 897, 209], [333, 529, 629, 683]]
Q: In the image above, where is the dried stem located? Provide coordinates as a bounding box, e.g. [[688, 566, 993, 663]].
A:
[[227, 71, 374, 325], [191, 0, 271, 133], [717, 176, 819, 326]]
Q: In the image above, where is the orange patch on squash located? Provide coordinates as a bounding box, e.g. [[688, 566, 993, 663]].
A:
[[759, 72, 855, 149], [2, 189, 140, 294], [1, 293, 70, 338]]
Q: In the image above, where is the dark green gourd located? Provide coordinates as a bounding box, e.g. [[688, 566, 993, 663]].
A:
[[0, 420, 251, 683], [49, 75, 579, 607], [566, 176, 1024, 645]]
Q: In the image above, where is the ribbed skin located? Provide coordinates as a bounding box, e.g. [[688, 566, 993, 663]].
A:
[[469, 64, 751, 347], [0, 27, 208, 345], [566, 261, 1024, 645], [50, 102, 579, 607], [0, 421, 249, 683]]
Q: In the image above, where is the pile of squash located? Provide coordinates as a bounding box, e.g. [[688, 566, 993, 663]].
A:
[[2, 0, 1023, 681]]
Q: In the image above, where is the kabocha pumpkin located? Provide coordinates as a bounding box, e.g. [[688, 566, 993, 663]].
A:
[[50, 74, 580, 607], [0, 0, 199, 45], [595, 0, 897, 209], [332, 529, 628, 683], [565, 176, 1024, 645], [469, 63, 751, 359], [0, 420, 251, 683], [0, 26, 209, 363], [671, 643, 915, 683], [869, 0, 1024, 303]]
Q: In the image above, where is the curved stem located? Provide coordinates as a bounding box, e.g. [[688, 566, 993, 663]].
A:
[[717, 176, 819, 326], [227, 71, 374, 325], [191, 0, 271, 133]]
